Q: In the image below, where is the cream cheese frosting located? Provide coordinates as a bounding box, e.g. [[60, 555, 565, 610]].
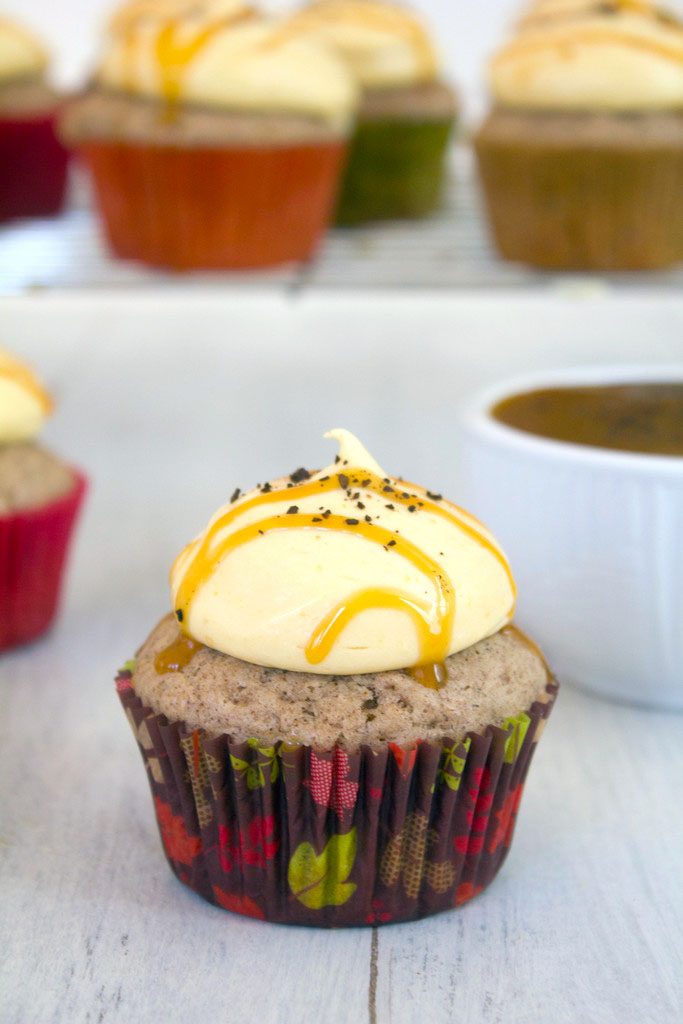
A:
[[0, 17, 48, 83], [287, 0, 440, 90], [170, 429, 516, 677], [491, 2, 683, 110], [0, 348, 52, 443], [98, 0, 358, 123]]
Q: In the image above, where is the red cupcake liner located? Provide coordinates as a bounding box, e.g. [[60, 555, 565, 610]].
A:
[[79, 141, 347, 270], [0, 112, 70, 223], [0, 472, 87, 651], [117, 665, 557, 927]]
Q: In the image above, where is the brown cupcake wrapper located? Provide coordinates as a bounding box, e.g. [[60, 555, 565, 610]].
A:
[[117, 666, 557, 927], [474, 130, 683, 270]]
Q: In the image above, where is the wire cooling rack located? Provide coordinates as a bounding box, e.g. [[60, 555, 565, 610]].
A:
[[2, 147, 682, 294]]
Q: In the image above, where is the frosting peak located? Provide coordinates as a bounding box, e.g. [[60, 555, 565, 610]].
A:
[[491, 1, 683, 110], [0, 17, 48, 83], [170, 430, 516, 677], [98, 0, 358, 123], [0, 348, 53, 443], [287, 1, 440, 90]]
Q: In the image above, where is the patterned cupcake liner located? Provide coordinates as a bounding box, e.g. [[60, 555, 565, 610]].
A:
[[0, 472, 87, 651], [0, 112, 70, 223], [79, 140, 347, 270], [117, 663, 557, 927]]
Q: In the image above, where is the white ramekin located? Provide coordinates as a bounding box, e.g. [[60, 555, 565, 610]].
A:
[[460, 365, 683, 711]]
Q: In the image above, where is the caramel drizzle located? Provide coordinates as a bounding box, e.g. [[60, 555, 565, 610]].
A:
[[119, 8, 257, 105], [0, 364, 52, 414], [155, 633, 204, 674], [174, 470, 515, 680], [287, 1, 437, 80], [509, 23, 683, 64]]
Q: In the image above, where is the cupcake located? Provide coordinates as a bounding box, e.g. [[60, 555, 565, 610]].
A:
[[0, 348, 86, 650], [60, 0, 357, 270], [475, 1, 683, 270], [288, 1, 457, 225], [0, 17, 70, 222], [117, 429, 557, 926]]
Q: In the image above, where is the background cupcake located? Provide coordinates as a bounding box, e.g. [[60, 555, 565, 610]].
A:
[[475, 1, 683, 270], [0, 16, 70, 223], [288, 0, 457, 225], [61, 0, 357, 270], [0, 347, 86, 651], [117, 429, 556, 927]]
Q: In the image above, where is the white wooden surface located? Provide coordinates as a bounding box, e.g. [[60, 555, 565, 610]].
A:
[[1, 293, 682, 1024]]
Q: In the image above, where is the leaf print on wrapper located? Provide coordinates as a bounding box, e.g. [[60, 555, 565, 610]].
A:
[[437, 737, 471, 792], [288, 829, 357, 910], [154, 797, 202, 866], [212, 887, 265, 920], [489, 783, 524, 854], [381, 812, 455, 900], [455, 881, 483, 907], [502, 712, 531, 764], [304, 749, 359, 821], [230, 739, 279, 791], [218, 815, 279, 873]]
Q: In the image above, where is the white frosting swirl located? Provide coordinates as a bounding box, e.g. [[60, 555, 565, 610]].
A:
[[170, 429, 516, 675], [98, 0, 358, 124], [0, 348, 52, 443], [491, 2, 683, 110], [0, 17, 47, 83], [287, 0, 440, 90]]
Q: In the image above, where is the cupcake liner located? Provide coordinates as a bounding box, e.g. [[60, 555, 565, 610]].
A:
[[335, 116, 454, 226], [0, 472, 87, 651], [79, 141, 347, 270], [117, 664, 557, 927], [0, 113, 70, 223], [474, 129, 683, 270]]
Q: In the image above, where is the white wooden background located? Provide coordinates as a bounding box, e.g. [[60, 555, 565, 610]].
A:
[[1, 293, 682, 1023]]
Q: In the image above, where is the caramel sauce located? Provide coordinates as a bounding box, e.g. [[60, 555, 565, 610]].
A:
[[508, 27, 683, 63], [409, 661, 448, 690], [155, 634, 204, 674], [0, 364, 52, 414], [174, 469, 515, 685], [284, 2, 437, 80], [492, 384, 683, 456], [120, 9, 256, 106]]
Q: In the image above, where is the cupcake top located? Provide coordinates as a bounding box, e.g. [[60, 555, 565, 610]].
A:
[[490, 1, 683, 110], [170, 429, 516, 677], [0, 16, 48, 84], [134, 614, 548, 746], [287, 0, 441, 90], [0, 348, 53, 444], [97, 0, 357, 124]]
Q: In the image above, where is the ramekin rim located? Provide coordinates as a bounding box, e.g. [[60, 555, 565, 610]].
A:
[[462, 364, 683, 476]]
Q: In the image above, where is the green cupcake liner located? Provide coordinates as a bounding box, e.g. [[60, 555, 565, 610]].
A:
[[336, 116, 454, 226]]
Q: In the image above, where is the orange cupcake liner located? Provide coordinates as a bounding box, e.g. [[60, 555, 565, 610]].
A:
[[79, 141, 347, 270]]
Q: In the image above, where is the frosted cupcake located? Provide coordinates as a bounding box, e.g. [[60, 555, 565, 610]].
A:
[[288, 1, 457, 224], [0, 349, 86, 650], [475, 1, 683, 270], [0, 17, 70, 222], [117, 429, 557, 926], [61, 0, 357, 269]]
